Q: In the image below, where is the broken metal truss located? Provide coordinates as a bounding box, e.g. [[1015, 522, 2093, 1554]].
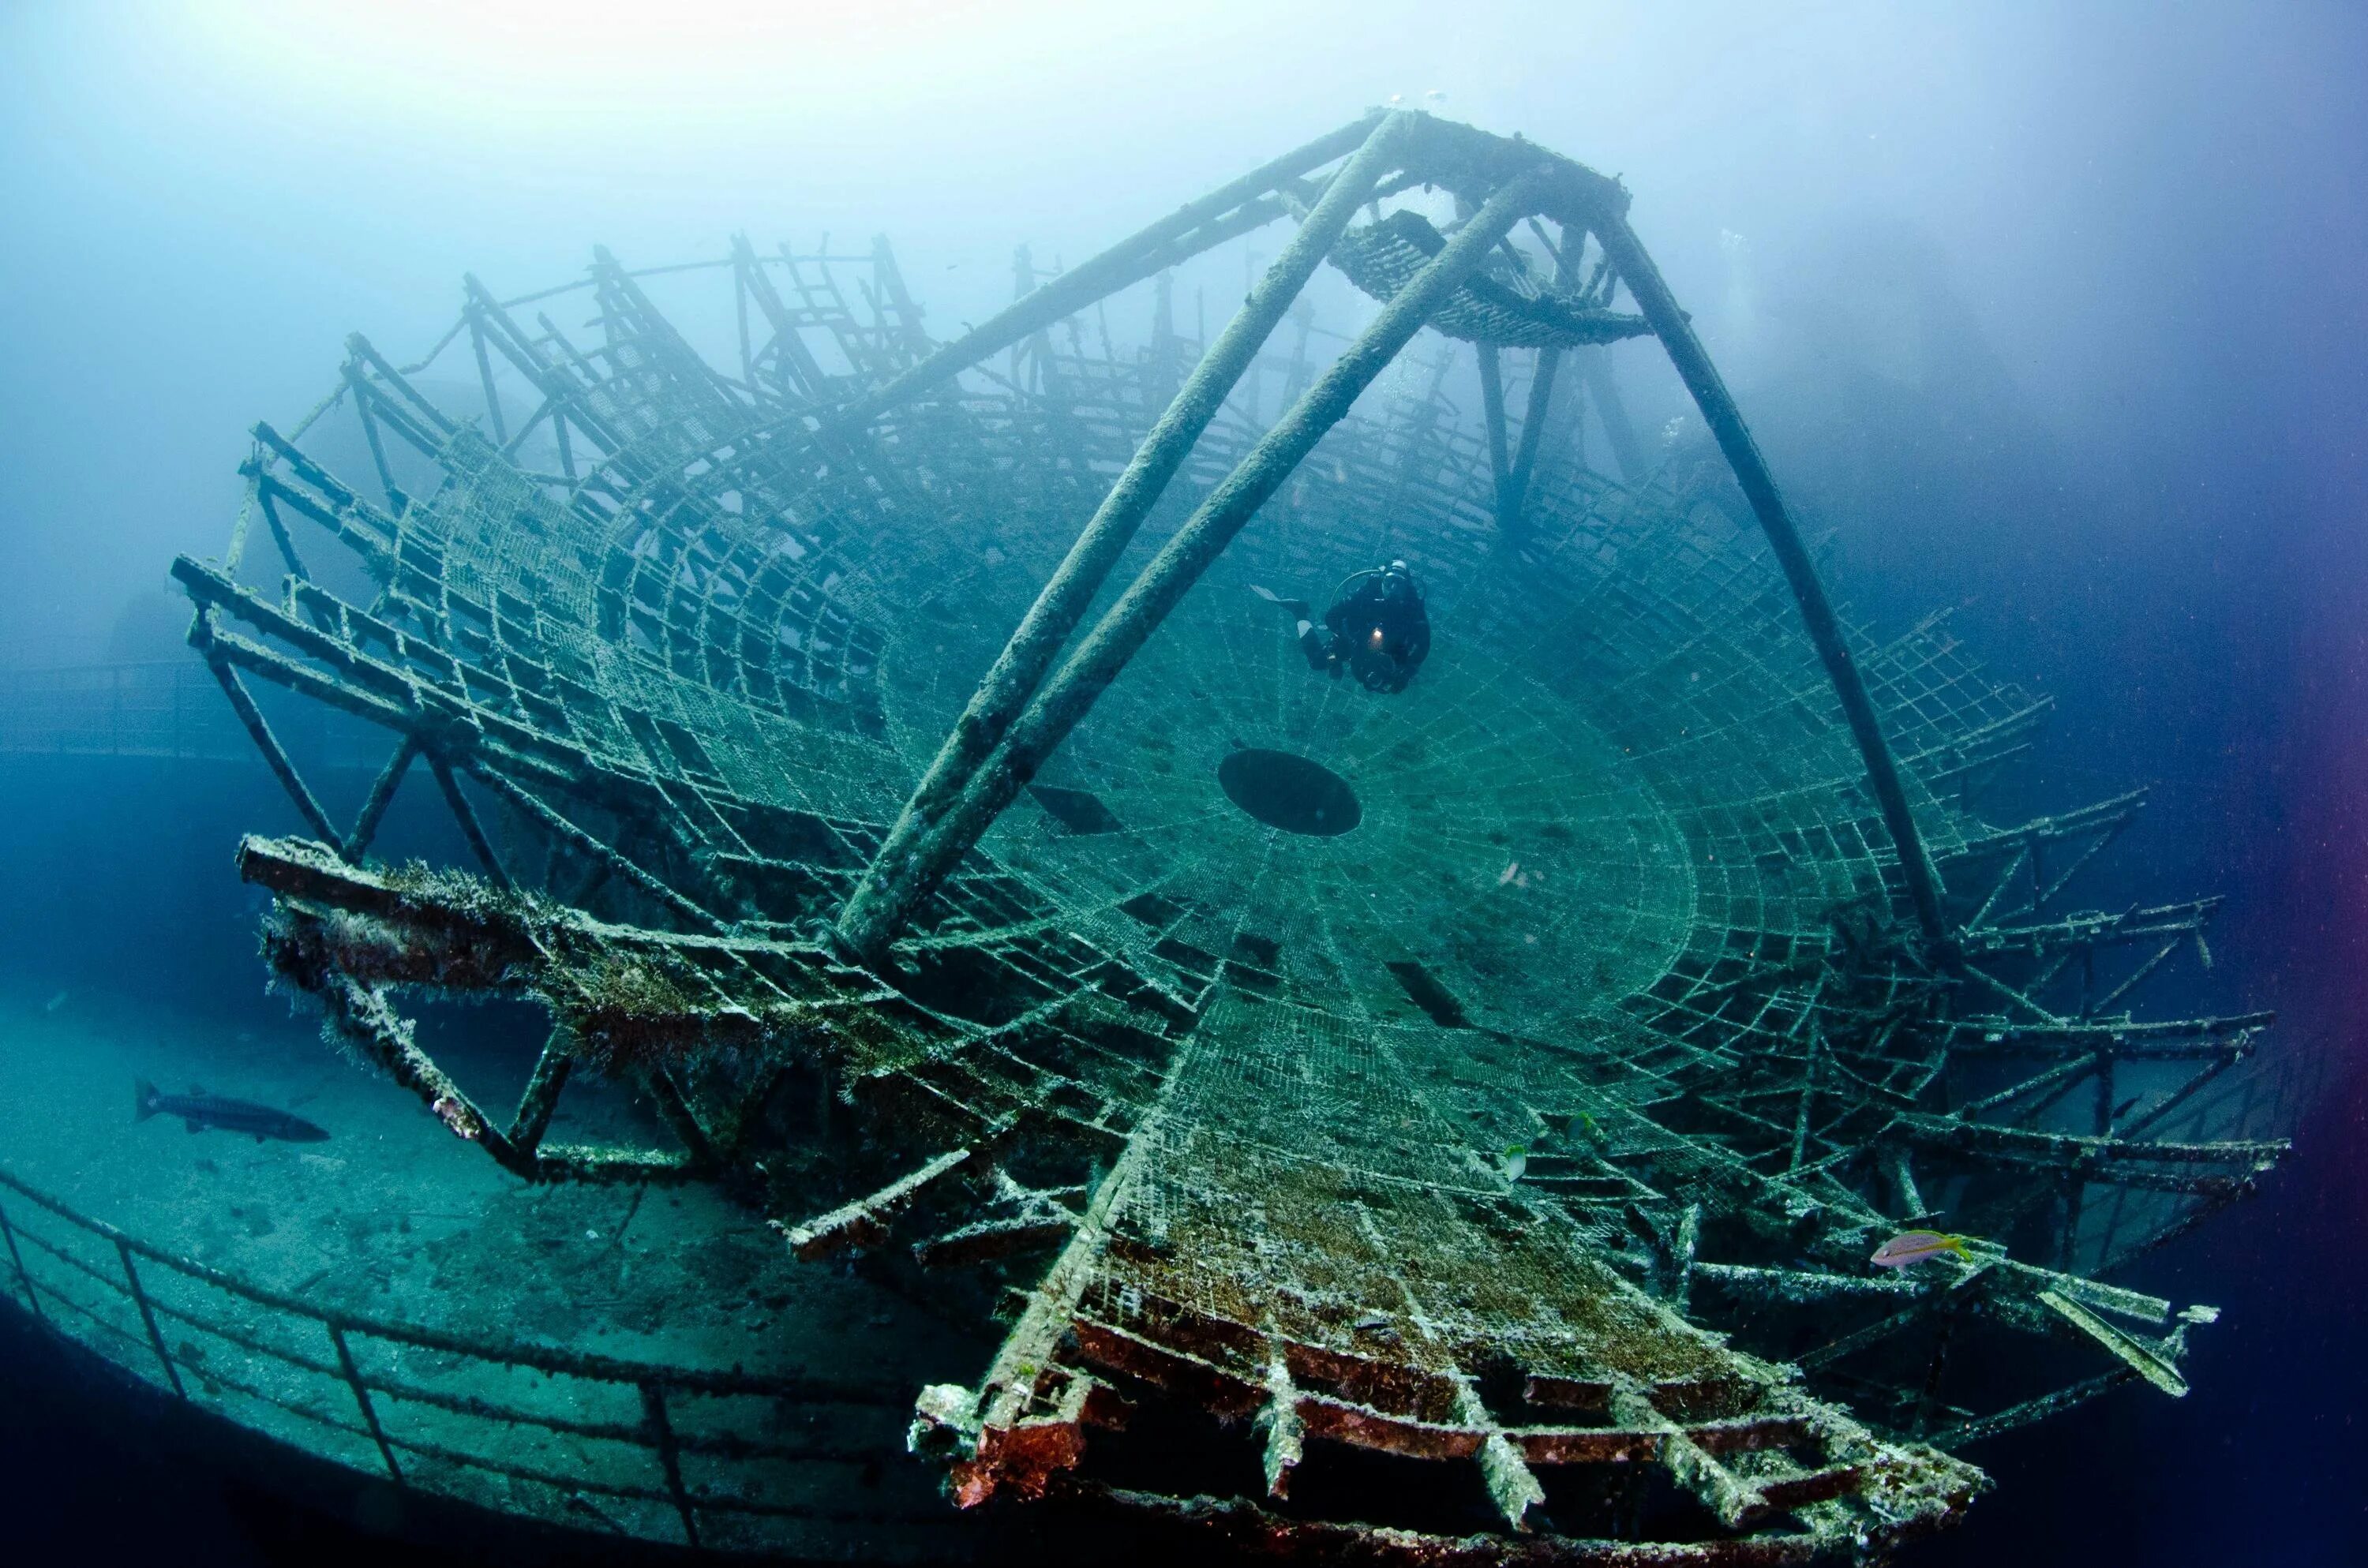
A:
[[177, 113, 2294, 1559]]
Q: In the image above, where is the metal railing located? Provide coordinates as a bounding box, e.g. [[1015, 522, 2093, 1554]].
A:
[[0, 661, 402, 772], [0, 1165, 965, 1559], [0, 661, 249, 763]]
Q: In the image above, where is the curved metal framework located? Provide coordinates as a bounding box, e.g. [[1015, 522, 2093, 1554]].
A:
[[167, 114, 2295, 1561]]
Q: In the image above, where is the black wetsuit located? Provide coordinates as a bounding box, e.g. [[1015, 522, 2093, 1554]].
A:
[[1300, 569, 1431, 693]]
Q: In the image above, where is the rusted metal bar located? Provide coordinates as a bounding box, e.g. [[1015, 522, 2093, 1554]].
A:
[[328, 1323, 406, 1484], [292, 961, 539, 1181], [1890, 1114, 2285, 1169], [839, 111, 1386, 426], [840, 163, 1548, 959], [0, 1198, 44, 1323], [834, 112, 1414, 960], [1930, 1367, 2137, 1450], [1591, 209, 1954, 956], [115, 1238, 185, 1398], [639, 1382, 701, 1547]]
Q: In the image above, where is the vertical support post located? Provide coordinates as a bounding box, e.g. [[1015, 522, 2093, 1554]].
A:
[[1788, 1030, 1819, 1173], [0, 1199, 46, 1323], [1500, 345, 1563, 532], [1592, 210, 1954, 957], [468, 312, 510, 445], [1009, 245, 1034, 386], [552, 393, 578, 481], [837, 167, 1551, 960], [115, 1239, 185, 1399], [733, 241, 757, 390], [328, 1323, 405, 1485], [1475, 342, 1512, 518], [1667, 1203, 1701, 1312], [640, 1381, 700, 1548], [834, 113, 1417, 959]]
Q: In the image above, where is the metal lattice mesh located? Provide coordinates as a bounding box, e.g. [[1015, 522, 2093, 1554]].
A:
[[171, 117, 2295, 1563]]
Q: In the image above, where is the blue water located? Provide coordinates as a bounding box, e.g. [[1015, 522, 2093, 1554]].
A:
[[2, 4, 2363, 1563]]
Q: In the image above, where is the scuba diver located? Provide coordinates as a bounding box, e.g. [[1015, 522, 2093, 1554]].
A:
[[1253, 559, 1431, 694]]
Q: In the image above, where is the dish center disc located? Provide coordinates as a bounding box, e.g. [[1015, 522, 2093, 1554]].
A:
[[1217, 747, 1362, 837]]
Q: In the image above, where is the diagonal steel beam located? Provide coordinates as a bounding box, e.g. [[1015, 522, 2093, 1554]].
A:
[[834, 111, 1417, 957], [1591, 211, 1956, 957], [833, 112, 1387, 428], [837, 165, 1553, 960]]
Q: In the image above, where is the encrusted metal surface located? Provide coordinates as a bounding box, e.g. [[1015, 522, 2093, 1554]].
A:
[[173, 113, 2293, 1560]]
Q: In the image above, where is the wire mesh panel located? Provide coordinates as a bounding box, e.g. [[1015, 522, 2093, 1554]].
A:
[[144, 114, 2301, 1562]]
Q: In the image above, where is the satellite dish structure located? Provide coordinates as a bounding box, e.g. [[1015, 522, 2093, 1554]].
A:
[[178, 112, 2289, 1559]]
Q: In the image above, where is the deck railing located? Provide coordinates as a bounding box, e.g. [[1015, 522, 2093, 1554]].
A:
[[0, 1164, 963, 1559], [0, 661, 385, 771]]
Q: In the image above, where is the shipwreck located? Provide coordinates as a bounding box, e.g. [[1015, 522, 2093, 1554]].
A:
[[7, 112, 2295, 1560]]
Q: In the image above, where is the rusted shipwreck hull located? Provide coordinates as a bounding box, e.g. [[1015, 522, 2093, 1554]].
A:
[[180, 113, 2287, 1559]]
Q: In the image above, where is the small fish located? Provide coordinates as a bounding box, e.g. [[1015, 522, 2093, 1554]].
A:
[[43, 990, 69, 1013], [1501, 1143, 1528, 1181], [136, 1080, 329, 1144], [1870, 1230, 1973, 1269]]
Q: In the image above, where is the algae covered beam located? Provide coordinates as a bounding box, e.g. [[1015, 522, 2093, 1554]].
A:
[[836, 111, 1387, 428], [831, 111, 1418, 960], [843, 169, 1563, 956], [1591, 209, 1955, 956], [777, 1147, 974, 1260], [839, 167, 1551, 959]]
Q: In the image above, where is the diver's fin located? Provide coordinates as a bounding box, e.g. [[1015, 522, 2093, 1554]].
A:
[[135, 1080, 159, 1122]]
